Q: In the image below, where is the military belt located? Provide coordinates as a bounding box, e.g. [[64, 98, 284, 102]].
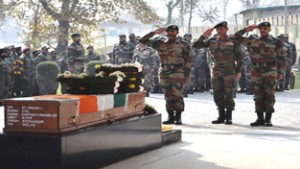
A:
[[161, 64, 183, 69], [252, 62, 276, 67], [214, 63, 233, 67]]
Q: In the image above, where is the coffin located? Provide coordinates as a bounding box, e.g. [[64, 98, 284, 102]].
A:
[[3, 92, 145, 134]]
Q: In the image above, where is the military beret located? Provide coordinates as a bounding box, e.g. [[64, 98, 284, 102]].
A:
[[86, 45, 94, 50], [277, 34, 284, 38], [258, 22, 271, 28], [41, 46, 50, 50], [283, 34, 289, 38], [71, 33, 81, 38], [214, 21, 227, 29], [16, 47, 22, 52], [166, 25, 179, 31], [10, 45, 15, 49], [119, 34, 126, 37], [22, 47, 30, 53]]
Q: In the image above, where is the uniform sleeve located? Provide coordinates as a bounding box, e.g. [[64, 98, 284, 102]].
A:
[[276, 40, 286, 75], [139, 32, 162, 50], [233, 28, 250, 45], [131, 49, 138, 63], [192, 36, 209, 48], [291, 43, 297, 65], [234, 41, 243, 73], [184, 44, 192, 77]]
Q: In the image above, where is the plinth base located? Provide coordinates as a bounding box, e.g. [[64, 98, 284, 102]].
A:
[[0, 114, 161, 169]]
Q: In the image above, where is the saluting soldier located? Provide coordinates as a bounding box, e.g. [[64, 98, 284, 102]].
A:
[[139, 25, 192, 125], [68, 33, 85, 74], [233, 22, 285, 127], [193, 21, 243, 125]]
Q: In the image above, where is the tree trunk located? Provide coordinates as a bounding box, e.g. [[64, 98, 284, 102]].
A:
[[188, 0, 193, 33], [167, 4, 173, 25], [56, 20, 70, 52]]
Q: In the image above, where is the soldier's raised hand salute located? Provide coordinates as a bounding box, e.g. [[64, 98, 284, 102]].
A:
[[153, 28, 166, 34], [245, 25, 258, 32], [202, 28, 214, 38]]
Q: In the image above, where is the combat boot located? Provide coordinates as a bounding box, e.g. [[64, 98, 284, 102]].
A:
[[151, 87, 158, 93], [212, 109, 225, 124], [174, 111, 182, 125], [162, 111, 175, 124], [145, 90, 150, 97], [265, 113, 273, 127], [250, 112, 265, 127], [225, 110, 232, 125]]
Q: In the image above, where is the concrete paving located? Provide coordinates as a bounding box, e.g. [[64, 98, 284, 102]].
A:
[[103, 90, 300, 169], [1, 90, 300, 169]]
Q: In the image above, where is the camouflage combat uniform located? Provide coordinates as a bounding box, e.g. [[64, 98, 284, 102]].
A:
[[68, 41, 85, 74], [151, 50, 161, 93], [139, 33, 192, 113], [0, 56, 12, 100], [34, 53, 49, 67], [192, 48, 208, 92], [84, 52, 102, 64], [20, 53, 34, 96], [112, 41, 135, 64], [233, 29, 285, 115], [132, 45, 157, 95], [193, 35, 243, 114], [284, 41, 296, 89]]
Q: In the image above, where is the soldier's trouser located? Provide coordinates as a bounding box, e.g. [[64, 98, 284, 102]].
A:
[[284, 64, 292, 88], [159, 72, 185, 112], [204, 64, 211, 89], [194, 67, 206, 89], [251, 70, 277, 113], [212, 75, 235, 111], [239, 68, 246, 90], [151, 69, 159, 89], [143, 69, 152, 91], [21, 77, 32, 96]]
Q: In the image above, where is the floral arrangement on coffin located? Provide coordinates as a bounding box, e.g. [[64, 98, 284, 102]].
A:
[[95, 63, 145, 93], [57, 71, 125, 94]]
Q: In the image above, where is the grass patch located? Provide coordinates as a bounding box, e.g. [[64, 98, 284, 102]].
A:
[[294, 71, 300, 89]]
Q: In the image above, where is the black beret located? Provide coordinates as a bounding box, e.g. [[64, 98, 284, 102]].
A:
[[184, 33, 192, 37], [87, 45, 94, 49], [258, 22, 271, 28], [214, 21, 227, 29], [71, 33, 81, 38], [166, 25, 179, 31], [277, 34, 284, 38], [119, 34, 126, 37]]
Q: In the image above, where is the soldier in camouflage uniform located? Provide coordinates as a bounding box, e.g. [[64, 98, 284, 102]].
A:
[[183, 33, 194, 97], [112, 34, 135, 64], [20, 48, 34, 96], [193, 21, 243, 125], [132, 42, 158, 97], [0, 48, 12, 101], [233, 22, 285, 127], [68, 33, 85, 74], [140, 25, 192, 125], [150, 48, 162, 94], [84, 46, 105, 64], [282, 34, 297, 90], [34, 46, 49, 67], [129, 33, 138, 47], [193, 48, 207, 92]]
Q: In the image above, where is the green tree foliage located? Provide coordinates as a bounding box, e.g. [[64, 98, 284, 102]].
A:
[[5, 0, 161, 51]]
